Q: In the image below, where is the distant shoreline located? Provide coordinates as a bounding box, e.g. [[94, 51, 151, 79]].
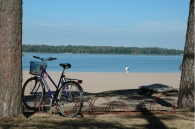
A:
[[22, 44, 184, 55], [22, 52, 183, 56]]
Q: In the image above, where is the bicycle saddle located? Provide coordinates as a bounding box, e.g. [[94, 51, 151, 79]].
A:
[[60, 63, 71, 69]]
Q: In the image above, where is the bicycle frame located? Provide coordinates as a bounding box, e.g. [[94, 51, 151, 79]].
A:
[[36, 69, 65, 101]]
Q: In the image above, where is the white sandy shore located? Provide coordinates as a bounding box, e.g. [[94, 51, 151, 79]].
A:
[[22, 71, 181, 93]]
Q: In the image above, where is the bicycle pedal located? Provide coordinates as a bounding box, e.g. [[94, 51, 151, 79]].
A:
[[78, 112, 84, 118], [65, 111, 71, 115]]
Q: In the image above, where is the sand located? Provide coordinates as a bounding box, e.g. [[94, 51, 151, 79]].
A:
[[22, 71, 181, 93]]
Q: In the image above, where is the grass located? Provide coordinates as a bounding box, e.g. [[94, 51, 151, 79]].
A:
[[0, 111, 194, 129]]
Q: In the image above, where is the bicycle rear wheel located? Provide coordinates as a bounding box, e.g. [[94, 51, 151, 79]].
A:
[[22, 77, 44, 110], [57, 81, 83, 117]]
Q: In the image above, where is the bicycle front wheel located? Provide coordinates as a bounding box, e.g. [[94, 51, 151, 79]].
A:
[[57, 81, 83, 117], [22, 77, 44, 110]]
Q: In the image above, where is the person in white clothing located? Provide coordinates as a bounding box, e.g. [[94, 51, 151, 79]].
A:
[[125, 66, 129, 75]]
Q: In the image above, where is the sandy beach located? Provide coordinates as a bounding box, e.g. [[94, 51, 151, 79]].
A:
[[23, 71, 181, 93]]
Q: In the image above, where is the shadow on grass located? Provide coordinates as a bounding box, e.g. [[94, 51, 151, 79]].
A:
[[120, 113, 171, 129], [0, 116, 132, 129], [2, 112, 194, 129], [138, 109, 169, 129]]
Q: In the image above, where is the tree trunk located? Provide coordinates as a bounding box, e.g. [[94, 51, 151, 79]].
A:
[[178, 0, 194, 110], [0, 0, 23, 117]]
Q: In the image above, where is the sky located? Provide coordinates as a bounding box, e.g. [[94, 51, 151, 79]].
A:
[[23, 0, 190, 50]]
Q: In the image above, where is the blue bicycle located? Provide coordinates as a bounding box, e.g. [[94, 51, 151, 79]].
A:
[[22, 56, 84, 117]]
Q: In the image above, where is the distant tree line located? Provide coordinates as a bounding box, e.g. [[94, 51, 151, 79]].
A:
[[22, 44, 184, 55]]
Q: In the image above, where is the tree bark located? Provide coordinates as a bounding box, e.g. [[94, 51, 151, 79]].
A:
[[0, 0, 23, 117], [178, 0, 194, 110]]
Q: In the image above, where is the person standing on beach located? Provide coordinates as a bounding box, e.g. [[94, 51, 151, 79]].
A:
[[125, 66, 129, 75]]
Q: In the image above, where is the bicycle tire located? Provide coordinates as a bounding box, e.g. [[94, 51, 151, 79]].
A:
[[22, 77, 44, 110], [57, 81, 83, 117]]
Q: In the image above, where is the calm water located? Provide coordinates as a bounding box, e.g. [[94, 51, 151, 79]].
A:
[[22, 53, 183, 73]]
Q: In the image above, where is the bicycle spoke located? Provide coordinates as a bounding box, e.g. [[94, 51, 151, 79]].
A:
[[22, 77, 44, 110], [58, 81, 83, 117]]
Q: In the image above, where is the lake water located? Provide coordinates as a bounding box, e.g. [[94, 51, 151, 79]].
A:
[[22, 53, 183, 73]]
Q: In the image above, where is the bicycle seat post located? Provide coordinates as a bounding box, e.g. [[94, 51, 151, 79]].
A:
[[58, 67, 66, 88], [61, 67, 66, 82]]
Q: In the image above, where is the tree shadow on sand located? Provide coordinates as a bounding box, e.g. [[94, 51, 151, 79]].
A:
[[83, 83, 178, 107]]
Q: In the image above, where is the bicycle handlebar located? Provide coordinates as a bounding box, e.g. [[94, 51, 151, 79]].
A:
[[33, 56, 57, 62], [33, 56, 40, 59]]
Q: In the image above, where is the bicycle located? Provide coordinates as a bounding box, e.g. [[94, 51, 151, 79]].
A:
[[22, 56, 84, 117]]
